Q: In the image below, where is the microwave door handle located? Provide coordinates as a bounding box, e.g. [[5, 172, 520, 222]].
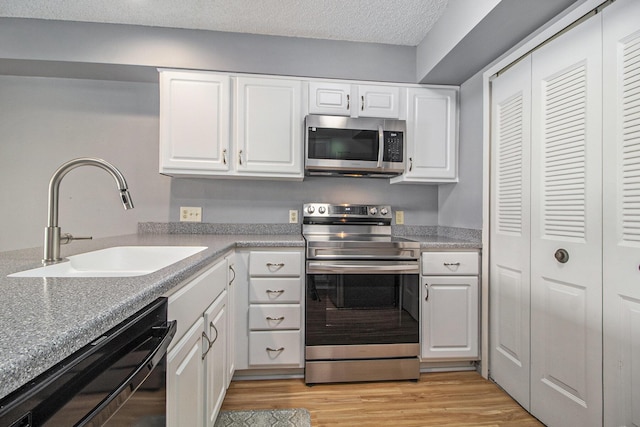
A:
[[377, 125, 384, 168]]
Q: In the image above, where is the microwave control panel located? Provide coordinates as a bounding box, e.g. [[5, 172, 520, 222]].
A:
[[383, 131, 403, 162]]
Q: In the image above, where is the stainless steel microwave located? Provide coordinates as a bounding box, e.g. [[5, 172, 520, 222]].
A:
[[304, 115, 406, 177]]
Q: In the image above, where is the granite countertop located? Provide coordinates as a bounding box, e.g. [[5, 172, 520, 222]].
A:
[[0, 227, 481, 401], [0, 232, 304, 401]]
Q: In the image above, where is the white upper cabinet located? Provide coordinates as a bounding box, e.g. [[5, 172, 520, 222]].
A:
[[391, 87, 458, 184], [159, 70, 231, 176], [159, 71, 303, 180], [308, 81, 401, 118], [234, 77, 304, 179]]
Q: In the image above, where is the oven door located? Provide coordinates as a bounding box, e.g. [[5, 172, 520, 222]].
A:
[[305, 260, 420, 350]]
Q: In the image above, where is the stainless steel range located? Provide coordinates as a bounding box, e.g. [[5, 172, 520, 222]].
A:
[[303, 203, 421, 384]]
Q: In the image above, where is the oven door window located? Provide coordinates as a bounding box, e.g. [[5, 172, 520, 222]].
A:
[[307, 128, 379, 161], [306, 273, 419, 346]]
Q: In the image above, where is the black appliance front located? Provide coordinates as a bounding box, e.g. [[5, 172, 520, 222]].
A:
[[0, 297, 176, 427], [305, 269, 421, 384], [306, 272, 419, 347]]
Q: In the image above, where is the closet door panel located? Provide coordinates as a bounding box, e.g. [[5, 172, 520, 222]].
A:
[[489, 56, 532, 410], [530, 15, 602, 427], [603, 0, 640, 425]]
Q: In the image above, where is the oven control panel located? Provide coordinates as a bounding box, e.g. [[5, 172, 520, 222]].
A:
[[303, 203, 391, 221]]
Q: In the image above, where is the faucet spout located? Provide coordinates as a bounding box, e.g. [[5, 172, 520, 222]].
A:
[[43, 158, 134, 264]]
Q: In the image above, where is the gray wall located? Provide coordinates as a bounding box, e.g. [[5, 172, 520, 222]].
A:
[[438, 70, 483, 229], [0, 19, 466, 252], [0, 75, 170, 252], [0, 74, 437, 253], [0, 18, 416, 84]]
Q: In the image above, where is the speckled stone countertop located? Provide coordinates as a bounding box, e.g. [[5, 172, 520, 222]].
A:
[[0, 233, 304, 401], [0, 226, 481, 401]]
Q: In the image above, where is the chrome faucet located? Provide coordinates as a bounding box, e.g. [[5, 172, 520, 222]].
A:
[[43, 158, 134, 265]]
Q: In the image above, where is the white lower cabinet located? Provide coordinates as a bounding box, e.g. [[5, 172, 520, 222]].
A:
[[239, 249, 304, 370], [167, 317, 205, 427], [204, 292, 227, 427], [225, 253, 236, 387], [166, 257, 229, 427], [421, 252, 479, 360]]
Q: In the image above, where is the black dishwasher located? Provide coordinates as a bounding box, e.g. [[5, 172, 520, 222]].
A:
[[0, 297, 176, 427]]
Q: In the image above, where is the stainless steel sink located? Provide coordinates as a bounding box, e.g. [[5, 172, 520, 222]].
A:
[[9, 246, 208, 277]]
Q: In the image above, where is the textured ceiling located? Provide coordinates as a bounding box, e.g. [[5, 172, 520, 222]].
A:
[[0, 0, 449, 46]]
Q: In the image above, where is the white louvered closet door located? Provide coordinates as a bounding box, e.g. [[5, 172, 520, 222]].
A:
[[489, 56, 532, 410], [603, 0, 640, 425], [530, 15, 602, 427]]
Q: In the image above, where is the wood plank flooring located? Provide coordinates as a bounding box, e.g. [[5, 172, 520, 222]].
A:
[[221, 371, 543, 426]]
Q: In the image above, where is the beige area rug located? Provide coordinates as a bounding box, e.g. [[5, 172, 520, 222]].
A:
[[214, 408, 311, 427]]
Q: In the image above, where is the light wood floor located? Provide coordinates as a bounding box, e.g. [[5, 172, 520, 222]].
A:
[[221, 371, 543, 426]]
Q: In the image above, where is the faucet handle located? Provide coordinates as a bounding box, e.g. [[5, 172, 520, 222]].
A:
[[60, 233, 93, 245]]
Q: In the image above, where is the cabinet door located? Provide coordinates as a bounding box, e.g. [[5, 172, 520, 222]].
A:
[[356, 84, 401, 118], [308, 81, 351, 115], [225, 253, 236, 387], [204, 292, 227, 427], [602, 0, 640, 425], [159, 70, 231, 175], [167, 318, 205, 427], [489, 56, 532, 410], [421, 276, 478, 359], [530, 15, 602, 427], [234, 77, 303, 178], [391, 87, 458, 183]]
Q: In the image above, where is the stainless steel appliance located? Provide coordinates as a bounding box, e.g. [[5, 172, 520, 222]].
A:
[[303, 203, 421, 384], [305, 115, 406, 177], [0, 298, 176, 426]]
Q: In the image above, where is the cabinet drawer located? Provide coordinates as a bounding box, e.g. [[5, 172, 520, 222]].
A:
[[249, 331, 302, 366], [168, 258, 227, 345], [249, 251, 301, 276], [249, 304, 300, 330], [249, 277, 302, 303], [422, 252, 479, 275]]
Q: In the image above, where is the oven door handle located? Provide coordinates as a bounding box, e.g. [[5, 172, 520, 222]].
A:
[[376, 124, 384, 169], [307, 261, 419, 274], [77, 320, 177, 426]]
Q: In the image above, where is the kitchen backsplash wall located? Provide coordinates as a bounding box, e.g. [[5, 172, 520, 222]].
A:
[[169, 176, 438, 225], [0, 74, 439, 253]]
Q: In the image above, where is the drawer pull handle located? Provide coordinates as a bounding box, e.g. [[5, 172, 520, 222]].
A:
[[266, 262, 285, 267], [266, 347, 285, 352], [267, 289, 285, 294], [266, 316, 285, 321], [443, 262, 461, 267]]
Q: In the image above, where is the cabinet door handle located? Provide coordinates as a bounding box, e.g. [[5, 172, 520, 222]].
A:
[[209, 321, 218, 344], [229, 265, 236, 285], [361, 95, 365, 111], [443, 262, 461, 267], [425, 283, 429, 302], [266, 262, 285, 269], [222, 148, 227, 165], [409, 157, 413, 172], [266, 289, 285, 294], [346, 94, 350, 110], [201, 322, 219, 359], [266, 316, 285, 321], [266, 347, 285, 352], [238, 149, 244, 166], [201, 332, 212, 359]]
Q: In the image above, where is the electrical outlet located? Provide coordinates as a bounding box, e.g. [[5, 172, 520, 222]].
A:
[[396, 210, 405, 225], [289, 210, 298, 224], [180, 207, 202, 222]]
